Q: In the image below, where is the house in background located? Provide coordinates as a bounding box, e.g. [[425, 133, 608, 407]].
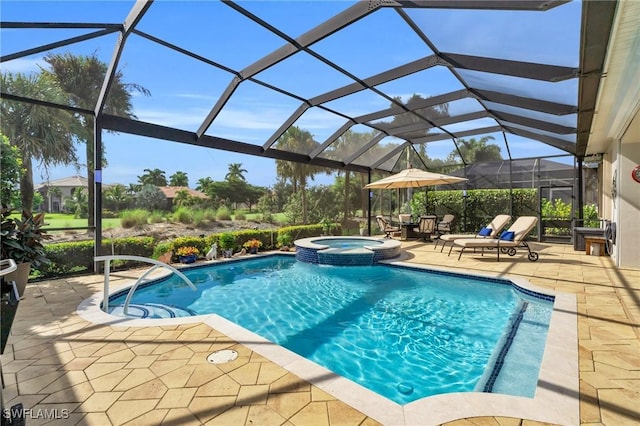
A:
[[157, 186, 208, 210], [35, 175, 88, 213]]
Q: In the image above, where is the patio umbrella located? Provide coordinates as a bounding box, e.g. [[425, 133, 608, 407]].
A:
[[365, 168, 468, 221], [364, 168, 467, 189]]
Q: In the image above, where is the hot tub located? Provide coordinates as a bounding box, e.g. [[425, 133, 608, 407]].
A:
[[294, 236, 401, 265]]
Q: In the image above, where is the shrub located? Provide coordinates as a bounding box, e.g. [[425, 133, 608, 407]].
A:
[[234, 212, 246, 221], [136, 184, 167, 211], [171, 237, 208, 257], [152, 241, 173, 259], [216, 206, 231, 221], [35, 236, 155, 278], [174, 206, 193, 224], [149, 210, 165, 223], [277, 232, 292, 247], [218, 232, 236, 250], [120, 209, 149, 228], [583, 204, 600, 227], [203, 208, 217, 222], [192, 210, 206, 227]]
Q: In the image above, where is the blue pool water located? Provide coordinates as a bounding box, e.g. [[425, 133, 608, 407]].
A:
[[107, 255, 553, 404], [310, 237, 384, 249]]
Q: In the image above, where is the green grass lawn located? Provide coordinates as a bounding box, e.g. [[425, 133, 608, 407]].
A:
[[39, 213, 121, 230], [241, 212, 287, 223]]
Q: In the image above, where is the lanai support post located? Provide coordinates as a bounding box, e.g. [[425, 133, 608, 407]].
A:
[[367, 169, 372, 236], [577, 157, 584, 223], [93, 117, 103, 274]]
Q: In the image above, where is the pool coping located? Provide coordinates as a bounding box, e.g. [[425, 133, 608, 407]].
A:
[[294, 235, 400, 251], [76, 255, 578, 426]]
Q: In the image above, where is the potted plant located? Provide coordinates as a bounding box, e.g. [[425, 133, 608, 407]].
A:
[[277, 232, 293, 251], [1, 208, 51, 296], [243, 238, 262, 254], [176, 246, 199, 264], [218, 232, 236, 258]]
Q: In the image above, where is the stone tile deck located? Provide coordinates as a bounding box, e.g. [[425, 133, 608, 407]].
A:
[[2, 239, 639, 425]]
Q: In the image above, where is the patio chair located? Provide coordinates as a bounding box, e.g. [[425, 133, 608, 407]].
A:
[[413, 215, 437, 241], [398, 213, 411, 224], [436, 214, 455, 235], [450, 216, 539, 262], [376, 215, 400, 239], [434, 214, 512, 252]]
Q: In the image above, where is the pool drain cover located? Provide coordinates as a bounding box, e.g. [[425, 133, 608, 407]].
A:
[[207, 349, 238, 364]]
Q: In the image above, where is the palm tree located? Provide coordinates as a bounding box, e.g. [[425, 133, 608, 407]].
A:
[[330, 130, 375, 224], [225, 163, 247, 182], [103, 184, 131, 212], [41, 52, 150, 227], [137, 168, 167, 186], [169, 171, 189, 187], [0, 72, 77, 214], [173, 189, 190, 207], [127, 183, 141, 195], [196, 177, 214, 192], [275, 126, 328, 223], [64, 187, 88, 218]]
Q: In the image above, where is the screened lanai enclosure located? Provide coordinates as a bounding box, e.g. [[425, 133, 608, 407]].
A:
[[1, 1, 616, 248]]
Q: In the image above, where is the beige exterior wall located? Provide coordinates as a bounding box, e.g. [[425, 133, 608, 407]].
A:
[[617, 112, 640, 269], [602, 110, 640, 269], [591, 1, 640, 269]]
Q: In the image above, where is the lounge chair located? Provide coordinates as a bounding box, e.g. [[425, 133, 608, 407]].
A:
[[450, 216, 539, 262], [434, 214, 512, 252], [436, 214, 455, 235], [414, 215, 437, 241], [376, 215, 400, 238]]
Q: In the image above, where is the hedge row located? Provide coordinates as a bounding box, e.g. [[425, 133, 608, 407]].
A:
[[410, 188, 538, 233], [35, 223, 341, 279], [36, 237, 156, 278]]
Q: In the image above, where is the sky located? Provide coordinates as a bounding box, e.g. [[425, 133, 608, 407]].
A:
[[1, 0, 582, 188]]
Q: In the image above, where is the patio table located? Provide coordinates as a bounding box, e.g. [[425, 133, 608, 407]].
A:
[[400, 221, 421, 240]]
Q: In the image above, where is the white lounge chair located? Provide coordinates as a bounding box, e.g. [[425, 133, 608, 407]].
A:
[[450, 216, 539, 262], [434, 214, 512, 252]]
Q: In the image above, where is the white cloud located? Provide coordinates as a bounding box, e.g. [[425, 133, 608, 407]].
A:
[[174, 93, 218, 102], [213, 107, 292, 130], [135, 107, 209, 128]]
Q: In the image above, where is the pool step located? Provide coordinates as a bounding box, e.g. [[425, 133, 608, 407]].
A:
[[109, 303, 197, 318], [317, 248, 375, 266]]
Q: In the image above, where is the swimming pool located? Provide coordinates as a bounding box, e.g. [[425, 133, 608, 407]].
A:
[[106, 255, 553, 404]]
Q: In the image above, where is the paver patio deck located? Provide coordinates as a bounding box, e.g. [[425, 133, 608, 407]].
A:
[[2, 239, 638, 425]]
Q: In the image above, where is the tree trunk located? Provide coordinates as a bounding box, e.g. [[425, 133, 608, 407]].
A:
[[360, 175, 367, 218], [342, 171, 351, 226], [86, 142, 95, 229], [301, 184, 307, 224], [19, 154, 34, 214]]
